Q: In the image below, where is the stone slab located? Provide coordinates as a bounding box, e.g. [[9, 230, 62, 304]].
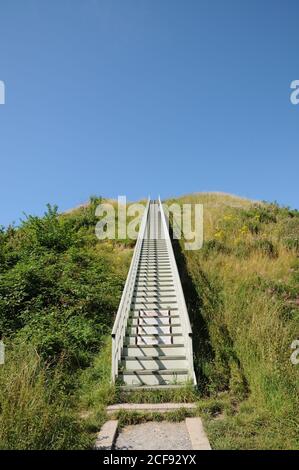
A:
[[94, 420, 118, 450], [185, 417, 211, 450]]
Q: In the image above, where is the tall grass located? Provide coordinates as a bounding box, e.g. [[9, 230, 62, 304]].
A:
[[170, 193, 299, 449], [0, 342, 90, 449]]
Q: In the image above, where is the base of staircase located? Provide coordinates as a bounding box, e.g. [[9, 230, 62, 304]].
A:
[[118, 383, 193, 391], [107, 402, 197, 415]]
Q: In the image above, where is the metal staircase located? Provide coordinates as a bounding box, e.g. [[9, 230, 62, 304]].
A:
[[111, 198, 196, 388]]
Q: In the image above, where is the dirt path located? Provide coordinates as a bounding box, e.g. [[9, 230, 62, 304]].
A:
[[114, 421, 192, 450]]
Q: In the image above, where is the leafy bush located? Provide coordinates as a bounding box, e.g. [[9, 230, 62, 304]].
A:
[[0, 197, 131, 449]]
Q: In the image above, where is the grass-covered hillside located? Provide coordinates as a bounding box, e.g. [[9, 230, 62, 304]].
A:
[[0, 197, 134, 449], [168, 193, 299, 449], [0, 193, 298, 449]]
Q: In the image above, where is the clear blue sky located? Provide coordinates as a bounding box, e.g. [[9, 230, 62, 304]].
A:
[[0, 0, 298, 226]]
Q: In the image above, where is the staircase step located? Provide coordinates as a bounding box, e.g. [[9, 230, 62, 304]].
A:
[[136, 278, 174, 281], [120, 356, 188, 370], [135, 283, 175, 288], [123, 344, 185, 357], [125, 334, 183, 345], [119, 369, 189, 386], [137, 268, 172, 277], [128, 325, 182, 335], [138, 265, 171, 270], [134, 287, 175, 293], [120, 384, 191, 391], [130, 308, 178, 316], [140, 255, 169, 258], [132, 302, 178, 310], [137, 272, 172, 276], [141, 249, 168, 252], [130, 315, 180, 323], [133, 295, 177, 302], [140, 252, 168, 255], [140, 254, 169, 257], [134, 293, 176, 297], [139, 262, 170, 265], [130, 317, 172, 325]]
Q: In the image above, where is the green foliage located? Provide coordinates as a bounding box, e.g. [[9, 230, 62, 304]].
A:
[[252, 239, 278, 258], [0, 198, 131, 449], [283, 237, 299, 253], [201, 239, 230, 258], [240, 204, 278, 224], [117, 383, 199, 404], [21, 204, 78, 253], [0, 342, 90, 450], [172, 195, 299, 449], [116, 408, 196, 428]]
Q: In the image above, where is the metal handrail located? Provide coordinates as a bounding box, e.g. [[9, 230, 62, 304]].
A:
[[158, 197, 196, 385], [111, 198, 150, 381]]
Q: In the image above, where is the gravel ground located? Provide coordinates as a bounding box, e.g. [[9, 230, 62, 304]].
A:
[[115, 421, 192, 450]]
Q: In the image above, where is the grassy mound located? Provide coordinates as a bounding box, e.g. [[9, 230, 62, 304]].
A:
[[0, 198, 133, 449], [169, 192, 299, 449], [0, 192, 298, 449]]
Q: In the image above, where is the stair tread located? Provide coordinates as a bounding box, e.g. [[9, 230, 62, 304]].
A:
[[120, 385, 189, 391], [130, 316, 180, 320], [128, 323, 181, 327], [125, 343, 185, 348], [119, 369, 189, 375], [121, 355, 186, 360], [127, 333, 183, 337]]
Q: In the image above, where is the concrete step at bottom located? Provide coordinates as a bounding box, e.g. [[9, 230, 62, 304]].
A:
[[120, 384, 190, 391], [119, 369, 190, 386]]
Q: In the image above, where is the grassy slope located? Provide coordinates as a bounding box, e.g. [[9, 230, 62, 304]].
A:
[[0, 198, 134, 449], [0, 193, 298, 449], [168, 193, 299, 449]]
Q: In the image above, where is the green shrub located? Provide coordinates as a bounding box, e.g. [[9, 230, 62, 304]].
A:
[[240, 205, 277, 224], [283, 237, 299, 253], [252, 239, 278, 258], [201, 239, 230, 257], [0, 198, 131, 449]]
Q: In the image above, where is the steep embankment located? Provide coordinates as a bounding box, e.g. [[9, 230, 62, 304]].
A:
[[0, 198, 133, 449], [169, 193, 299, 449]]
